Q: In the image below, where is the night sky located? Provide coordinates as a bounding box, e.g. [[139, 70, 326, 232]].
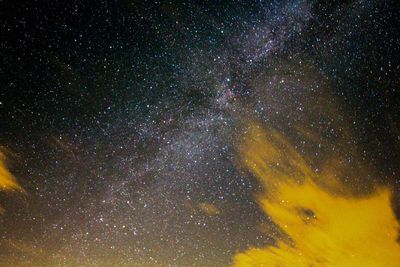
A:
[[1, 0, 400, 266]]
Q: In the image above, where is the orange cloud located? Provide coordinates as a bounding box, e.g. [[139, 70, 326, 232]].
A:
[[0, 148, 24, 213], [0, 149, 23, 192]]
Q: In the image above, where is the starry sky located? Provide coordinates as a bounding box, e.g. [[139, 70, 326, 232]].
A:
[[1, 0, 400, 266]]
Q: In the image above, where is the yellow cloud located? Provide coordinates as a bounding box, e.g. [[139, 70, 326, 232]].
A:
[[232, 123, 400, 267], [198, 202, 220, 215]]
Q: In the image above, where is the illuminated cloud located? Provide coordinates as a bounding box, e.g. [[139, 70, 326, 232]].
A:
[[198, 202, 220, 216], [184, 200, 221, 216], [232, 123, 400, 267], [0, 149, 23, 192], [0, 148, 24, 213]]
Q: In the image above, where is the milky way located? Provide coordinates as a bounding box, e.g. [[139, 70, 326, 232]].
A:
[[1, 1, 399, 266]]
